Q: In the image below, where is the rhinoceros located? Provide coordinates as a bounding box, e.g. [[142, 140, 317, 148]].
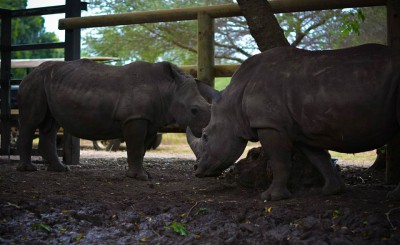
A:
[[18, 59, 214, 180], [187, 44, 400, 201]]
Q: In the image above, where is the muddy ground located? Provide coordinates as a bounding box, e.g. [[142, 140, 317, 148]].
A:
[[0, 145, 400, 244]]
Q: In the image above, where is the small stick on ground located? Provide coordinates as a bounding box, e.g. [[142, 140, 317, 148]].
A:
[[187, 201, 206, 217], [386, 207, 400, 230]]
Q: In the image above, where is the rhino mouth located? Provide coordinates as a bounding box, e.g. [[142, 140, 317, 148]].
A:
[[194, 160, 232, 178]]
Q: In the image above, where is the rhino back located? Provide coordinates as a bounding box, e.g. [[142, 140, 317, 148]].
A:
[[41, 60, 171, 139], [238, 44, 400, 152]]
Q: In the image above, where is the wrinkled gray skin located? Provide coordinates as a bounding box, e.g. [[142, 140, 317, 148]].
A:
[[18, 59, 213, 180], [188, 44, 400, 201]]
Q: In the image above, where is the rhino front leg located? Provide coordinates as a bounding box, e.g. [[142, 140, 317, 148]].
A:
[[258, 129, 292, 201], [124, 119, 150, 180], [17, 125, 37, 171], [297, 145, 345, 195]]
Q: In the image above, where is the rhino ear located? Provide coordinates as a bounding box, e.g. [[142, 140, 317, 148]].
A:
[[195, 79, 221, 103], [162, 62, 185, 86]]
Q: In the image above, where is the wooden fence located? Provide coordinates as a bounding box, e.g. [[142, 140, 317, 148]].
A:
[[58, 0, 397, 87], [0, 0, 86, 157]]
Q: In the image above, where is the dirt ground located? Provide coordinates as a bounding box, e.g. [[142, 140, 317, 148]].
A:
[[0, 141, 399, 244]]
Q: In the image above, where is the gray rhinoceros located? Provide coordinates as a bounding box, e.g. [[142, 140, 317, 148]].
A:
[[187, 44, 400, 201], [18, 59, 214, 180]]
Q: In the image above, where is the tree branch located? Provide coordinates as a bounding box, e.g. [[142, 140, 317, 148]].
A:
[[237, 0, 289, 51]]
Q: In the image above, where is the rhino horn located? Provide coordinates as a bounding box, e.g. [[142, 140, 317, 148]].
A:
[[186, 127, 202, 159]]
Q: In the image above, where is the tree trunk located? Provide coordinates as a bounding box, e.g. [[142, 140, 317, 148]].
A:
[[237, 0, 289, 52]]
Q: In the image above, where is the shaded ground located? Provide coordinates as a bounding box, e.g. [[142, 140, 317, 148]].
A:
[[0, 149, 400, 244]]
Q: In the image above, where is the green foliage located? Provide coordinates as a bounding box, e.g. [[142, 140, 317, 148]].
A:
[[83, 0, 244, 64], [277, 7, 385, 50], [341, 9, 365, 37], [165, 221, 188, 236], [0, 0, 63, 78], [84, 1, 386, 65]]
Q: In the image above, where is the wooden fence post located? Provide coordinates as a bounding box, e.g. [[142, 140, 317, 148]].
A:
[[385, 0, 400, 184], [63, 0, 83, 165], [197, 11, 215, 87]]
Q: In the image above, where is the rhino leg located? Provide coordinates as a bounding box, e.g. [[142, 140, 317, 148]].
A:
[[17, 125, 37, 172], [17, 94, 48, 172], [258, 129, 292, 201], [144, 132, 158, 150], [387, 183, 400, 200], [38, 116, 69, 172], [124, 119, 150, 180], [297, 145, 345, 195]]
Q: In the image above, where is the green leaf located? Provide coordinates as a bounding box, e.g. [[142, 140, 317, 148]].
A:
[[165, 221, 188, 236], [31, 223, 52, 233], [76, 233, 84, 242], [59, 227, 67, 232], [332, 209, 343, 219], [341, 25, 351, 38], [194, 208, 208, 216], [357, 9, 365, 22]]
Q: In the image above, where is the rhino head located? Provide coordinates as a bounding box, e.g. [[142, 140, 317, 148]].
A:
[[166, 63, 218, 137], [186, 104, 247, 177]]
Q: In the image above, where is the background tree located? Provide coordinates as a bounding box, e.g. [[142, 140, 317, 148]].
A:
[[83, 0, 386, 65], [0, 0, 63, 78], [279, 7, 386, 50]]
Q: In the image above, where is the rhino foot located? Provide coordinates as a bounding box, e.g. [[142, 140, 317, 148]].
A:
[[16, 162, 37, 172], [386, 184, 400, 201], [261, 186, 292, 201], [322, 178, 346, 196], [126, 168, 150, 181], [47, 163, 70, 172]]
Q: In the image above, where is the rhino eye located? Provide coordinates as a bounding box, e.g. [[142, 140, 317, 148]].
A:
[[191, 107, 199, 115]]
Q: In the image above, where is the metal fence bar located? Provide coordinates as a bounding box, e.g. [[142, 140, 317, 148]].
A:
[[0, 10, 12, 155], [11, 42, 65, 51]]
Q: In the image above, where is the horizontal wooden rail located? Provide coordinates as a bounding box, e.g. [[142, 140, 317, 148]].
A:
[[59, 0, 386, 30], [181, 64, 239, 78]]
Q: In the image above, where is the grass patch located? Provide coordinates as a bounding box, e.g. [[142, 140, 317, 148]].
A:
[[215, 77, 231, 91], [330, 151, 376, 164], [160, 133, 188, 145]]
